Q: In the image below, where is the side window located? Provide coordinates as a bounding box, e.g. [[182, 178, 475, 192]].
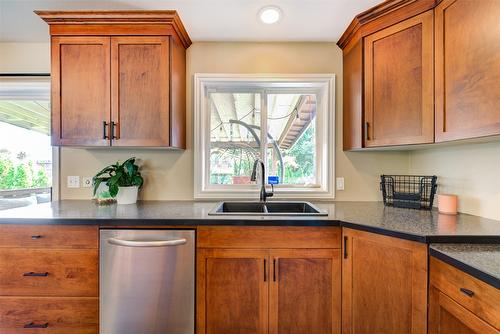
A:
[[0, 75, 55, 210]]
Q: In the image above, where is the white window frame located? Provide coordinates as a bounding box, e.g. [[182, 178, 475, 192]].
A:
[[193, 73, 335, 200], [0, 75, 59, 201]]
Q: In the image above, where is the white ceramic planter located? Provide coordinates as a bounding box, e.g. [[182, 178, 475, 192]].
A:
[[116, 186, 139, 205]]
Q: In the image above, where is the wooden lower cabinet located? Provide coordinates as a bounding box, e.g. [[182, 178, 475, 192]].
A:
[[269, 249, 341, 334], [0, 225, 98, 333], [197, 248, 341, 334], [429, 257, 500, 333], [197, 249, 269, 334], [197, 226, 341, 334], [341, 228, 427, 334], [428, 286, 498, 334], [0, 297, 98, 334]]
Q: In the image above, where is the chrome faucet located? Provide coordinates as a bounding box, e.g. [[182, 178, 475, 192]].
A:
[[250, 159, 274, 202]]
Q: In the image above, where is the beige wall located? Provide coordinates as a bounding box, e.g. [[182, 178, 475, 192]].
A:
[[0, 43, 50, 73], [1, 41, 409, 201], [409, 141, 500, 220]]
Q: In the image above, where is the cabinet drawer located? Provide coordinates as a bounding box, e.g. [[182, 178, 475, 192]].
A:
[[0, 249, 98, 297], [197, 226, 341, 249], [0, 225, 98, 249], [430, 257, 500, 329], [0, 296, 98, 333]]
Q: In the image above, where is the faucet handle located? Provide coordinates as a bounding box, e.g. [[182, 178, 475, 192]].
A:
[[266, 184, 274, 198]]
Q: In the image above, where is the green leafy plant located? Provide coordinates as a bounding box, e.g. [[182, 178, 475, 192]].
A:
[[92, 157, 144, 198]]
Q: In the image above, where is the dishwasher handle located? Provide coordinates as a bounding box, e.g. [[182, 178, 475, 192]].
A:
[[107, 237, 187, 247]]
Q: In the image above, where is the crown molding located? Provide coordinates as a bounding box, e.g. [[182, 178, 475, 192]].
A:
[[337, 0, 438, 49], [35, 10, 192, 48]]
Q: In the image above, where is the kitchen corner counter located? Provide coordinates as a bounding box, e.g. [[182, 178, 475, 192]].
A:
[[430, 244, 500, 289], [0, 200, 499, 244]]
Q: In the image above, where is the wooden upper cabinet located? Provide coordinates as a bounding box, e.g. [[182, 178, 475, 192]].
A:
[[342, 40, 363, 150], [269, 249, 341, 334], [364, 11, 434, 147], [37, 11, 191, 148], [342, 228, 427, 334], [340, 0, 500, 149], [51, 36, 110, 146], [111, 37, 170, 147], [434, 0, 500, 142]]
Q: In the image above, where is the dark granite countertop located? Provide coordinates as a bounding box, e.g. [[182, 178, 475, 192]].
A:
[[430, 244, 500, 289], [0, 200, 499, 243]]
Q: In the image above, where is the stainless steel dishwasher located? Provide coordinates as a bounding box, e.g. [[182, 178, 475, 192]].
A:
[[100, 229, 195, 334]]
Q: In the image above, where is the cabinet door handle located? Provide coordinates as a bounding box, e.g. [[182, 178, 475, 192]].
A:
[[343, 236, 348, 259], [111, 121, 119, 140], [23, 272, 49, 277], [24, 322, 49, 328], [364, 122, 370, 141], [460, 288, 474, 297], [103, 121, 109, 139], [31, 235, 42, 240], [273, 259, 277, 282], [264, 259, 267, 282]]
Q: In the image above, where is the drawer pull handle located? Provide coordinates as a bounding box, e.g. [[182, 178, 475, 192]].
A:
[[23, 272, 49, 277], [31, 235, 42, 240], [24, 322, 49, 328], [460, 288, 474, 297]]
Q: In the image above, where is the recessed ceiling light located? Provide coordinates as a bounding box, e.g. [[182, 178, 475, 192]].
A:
[[258, 6, 282, 24]]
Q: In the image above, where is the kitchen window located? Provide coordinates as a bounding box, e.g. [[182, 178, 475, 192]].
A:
[[0, 75, 58, 210], [194, 74, 335, 199]]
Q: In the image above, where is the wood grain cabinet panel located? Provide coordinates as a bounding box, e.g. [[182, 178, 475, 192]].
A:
[[435, 0, 500, 142], [429, 286, 499, 334], [0, 225, 98, 249], [51, 36, 111, 146], [0, 297, 98, 334], [429, 257, 500, 330], [341, 228, 427, 334], [364, 11, 434, 147], [38, 11, 191, 148], [269, 249, 341, 334], [111, 36, 170, 147], [197, 249, 269, 334], [197, 227, 342, 334], [0, 249, 98, 297]]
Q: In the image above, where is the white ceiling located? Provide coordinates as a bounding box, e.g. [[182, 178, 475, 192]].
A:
[[0, 0, 380, 43]]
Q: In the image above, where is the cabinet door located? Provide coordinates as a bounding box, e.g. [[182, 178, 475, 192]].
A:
[[51, 36, 111, 146], [269, 249, 341, 334], [197, 249, 268, 334], [111, 36, 170, 147], [428, 286, 499, 334], [341, 228, 427, 334], [364, 11, 434, 147], [435, 0, 500, 142]]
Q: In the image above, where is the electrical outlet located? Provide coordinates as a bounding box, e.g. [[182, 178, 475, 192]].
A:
[[82, 177, 92, 188], [336, 177, 345, 191], [67, 176, 80, 188]]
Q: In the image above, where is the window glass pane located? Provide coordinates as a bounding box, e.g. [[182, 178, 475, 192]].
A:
[[267, 94, 317, 185], [0, 100, 52, 210], [209, 92, 261, 185]]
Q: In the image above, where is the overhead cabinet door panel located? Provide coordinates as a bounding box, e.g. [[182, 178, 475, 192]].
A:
[[111, 36, 170, 147], [52, 36, 111, 146], [364, 11, 434, 147], [435, 0, 500, 142]]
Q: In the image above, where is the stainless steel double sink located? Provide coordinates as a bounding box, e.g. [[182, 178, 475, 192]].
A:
[[208, 201, 327, 216]]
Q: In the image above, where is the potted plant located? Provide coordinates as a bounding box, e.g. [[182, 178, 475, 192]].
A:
[[92, 157, 144, 205]]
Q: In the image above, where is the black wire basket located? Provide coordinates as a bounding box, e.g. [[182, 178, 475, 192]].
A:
[[380, 175, 438, 210]]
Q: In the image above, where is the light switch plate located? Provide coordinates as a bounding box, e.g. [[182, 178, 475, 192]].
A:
[[67, 176, 80, 188], [82, 176, 92, 188], [336, 177, 345, 191]]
